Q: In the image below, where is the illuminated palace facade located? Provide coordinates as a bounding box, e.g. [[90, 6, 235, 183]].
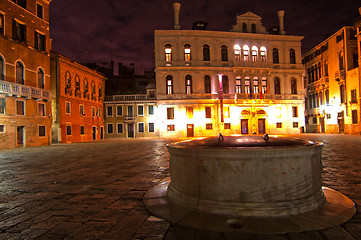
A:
[[50, 52, 106, 143], [0, 0, 52, 149], [154, 10, 305, 138], [303, 25, 360, 134]]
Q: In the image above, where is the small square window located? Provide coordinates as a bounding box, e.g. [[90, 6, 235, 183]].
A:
[[224, 123, 231, 129], [149, 123, 154, 132], [206, 123, 212, 130], [80, 126, 85, 135], [39, 126, 46, 137], [167, 124, 175, 131], [138, 122, 144, 132], [276, 122, 282, 128], [66, 125, 72, 135], [167, 108, 174, 119], [293, 122, 299, 128], [0, 125, 5, 133], [117, 123, 123, 134], [292, 106, 298, 118], [65, 102, 71, 114]]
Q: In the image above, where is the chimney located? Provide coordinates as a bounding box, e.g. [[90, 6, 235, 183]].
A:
[[277, 10, 285, 35], [173, 3, 181, 30]]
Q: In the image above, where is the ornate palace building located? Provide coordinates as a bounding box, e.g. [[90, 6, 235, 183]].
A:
[[0, 0, 52, 149], [303, 21, 360, 134], [154, 3, 305, 138], [50, 52, 106, 143]]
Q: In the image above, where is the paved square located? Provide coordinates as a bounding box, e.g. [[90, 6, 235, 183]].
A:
[[0, 134, 360, 239]]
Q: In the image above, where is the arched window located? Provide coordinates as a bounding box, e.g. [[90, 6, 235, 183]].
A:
[[91, 80, 96, 100], [83, 78, 89, 98], [291, 78, 297, 94], [274, 77, 281, 94], [261, 77, 267, 94], [37, 68, 44, 89], [324, 60, 329, 76], [260, 47, 267, 62], [185, 75, 192, 94], [75, 75, 80, 97], [221, 45, 228, 62], [251, 46, 258, 61], [222, 75, 229, 94], [311, 66, 315, 82], [315, 93, 319, 108], [0, 56, 4, 80], [203, 44, 210, 61], [315, 65, 319, 81], [251, 24, 256, 33], [253, 77, 259, 94], [272, 48, 279, 63], [289, 49, 296, 64], [204, 75, 211, 93], [325, 89, 329, 105], [318, 63, 322, 79], [242, 23, 247, 33], [16, 61, 25, 84], [65, 71, 71, 90], [319, 91, 323, 105], [234, 44, 241, 61], [165, 44, 172, 62], [236, 76, 241, 93], [338, 51, 344, 70], [166, 75, 173, 94], [98, 84, 102, 99], [243, 45, 249, 61], [184, 44, 191, 62], [245, 76, 250, 93]]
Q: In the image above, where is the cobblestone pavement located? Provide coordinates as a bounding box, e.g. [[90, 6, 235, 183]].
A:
[[0, 134, 360, 240]]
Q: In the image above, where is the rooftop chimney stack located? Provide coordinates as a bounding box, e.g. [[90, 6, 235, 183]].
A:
[[173, 3, 181, 30], [277, 10, 285, 35]]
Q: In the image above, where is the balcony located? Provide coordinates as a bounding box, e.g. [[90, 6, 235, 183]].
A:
[[109, 94, 148, 101], [335, 70, 345, 81], [124, 115, 135, 122], [0, 80, 51, 101]]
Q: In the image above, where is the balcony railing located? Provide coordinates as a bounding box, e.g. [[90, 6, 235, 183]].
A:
[[158, 93, 304, 101], [0, 80, 51, 100], [107, 94, 148, 101]]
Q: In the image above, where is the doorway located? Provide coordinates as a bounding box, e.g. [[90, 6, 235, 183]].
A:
[[128, 123, 134, 138], [241, 119, 249, 134], [100, 127, 104, 139], [187, 124, 194, 137], [258, 119, 266, 134], [16, 126, 25, 147], [319, 117, 325, 133], [92, 127, 96, 140], [338, 118, 344, 133]]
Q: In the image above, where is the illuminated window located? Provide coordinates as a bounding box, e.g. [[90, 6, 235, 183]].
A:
[[340, 84, 346, 104], [253, 77, 259, 94], [138, 123, 144, 133], [234, 44, 241, 61], [65, 101, 71, 114], [292, 107, 298, 117], [166, 75, 173, 94], [184, 44, 191, 62], [137, 105, 144, 116], [276, 122, 282, 128], [0, 13, 4, 35], [290, 49, 296, 64], [221, 45, 228, 62], [242, 23, 247, 32], [261, 77, 267, 94], [186, 107, 193, 119], [37, 3, 43, 19], [39, 126, 46, 137], [34, 31, 46, 52], [222, 75, 229, 94], [66, 125, 72, 135], [117, 123, 123, 134], [80, 126, 85, 135], [149, 123, 155, 132], [38, 102, 45, 116], [16, 61, 24, 85], [251, 46, 258, 61], [245, 77, 250, 94], [205, 107, 212, 118], [251, 24, 256, 33], [260, 47, 267, 62], [83, 78, 89, 98], [12, 20, 26, 43], [185, 75, 192, 94], [75, 75, 80, 97], [293, 122, 299, 128], [0, 97, 5, 114], [37, 68, 44, 89], [203, 44, 210, 61], [243, 45, 249, 61], [148, 105, 154, 115], [80, 105, 84, 117], [167, 125, 175, 131], [65, 71, 71, 91], [167, 107, 174, 119], [224, 123, 231, 129], [274, 77, 281, 94], [273, 48, 279, 64], [204, 75, 211, 93], [206, 123, 213, 130], [236, 76, 241, 93], [107, 124, 113, 134], [352, 110, 358, 124], [165, 44, 172, 62], [107, 106, 113, 117], [117, 105, 123, 116], [291, 78, 297, 94]]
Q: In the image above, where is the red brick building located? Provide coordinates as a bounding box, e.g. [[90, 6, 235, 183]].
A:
[[50, 52, 106, 143]]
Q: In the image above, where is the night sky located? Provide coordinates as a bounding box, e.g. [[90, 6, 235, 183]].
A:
[[50, 0, 360, 74]]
